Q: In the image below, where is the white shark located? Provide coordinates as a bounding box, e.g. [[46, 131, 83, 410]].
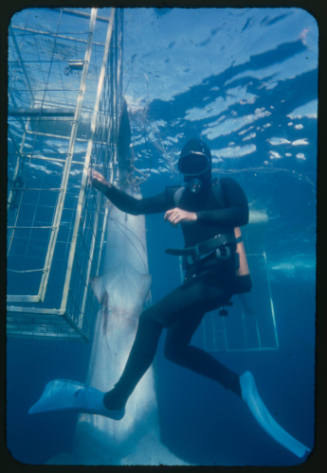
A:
[[68, 202, 185, 465], [29, 102, 187, 465]]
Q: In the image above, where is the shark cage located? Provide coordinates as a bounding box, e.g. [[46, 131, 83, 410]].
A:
[[7, 7, 124, 341]]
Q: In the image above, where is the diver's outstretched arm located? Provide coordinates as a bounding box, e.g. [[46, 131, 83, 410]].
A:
[[91, 170, 113, 194], [91, 170, 170, 215]]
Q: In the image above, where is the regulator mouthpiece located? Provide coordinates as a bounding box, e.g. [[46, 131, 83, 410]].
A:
[[186, 177, 203, 194]]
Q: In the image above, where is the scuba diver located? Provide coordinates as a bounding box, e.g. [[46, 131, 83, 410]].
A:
[[91, 138, 251, 420], [29, 138, 309, 458], [89, 139, 309, 459]]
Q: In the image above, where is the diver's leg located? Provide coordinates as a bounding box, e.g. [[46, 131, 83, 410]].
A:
[[164, 299, 241, 397], [104, 274, 229, 412], [103, 311, 163, 411]]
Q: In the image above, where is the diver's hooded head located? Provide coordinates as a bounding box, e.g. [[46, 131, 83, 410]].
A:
[[178, 138, 212, 194]]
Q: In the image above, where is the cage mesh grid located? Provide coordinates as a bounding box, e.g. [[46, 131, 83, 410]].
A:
[[7, 8, 124, 340]]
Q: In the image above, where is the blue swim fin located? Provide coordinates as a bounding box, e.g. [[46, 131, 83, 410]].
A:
[[240, 371, 310, 458], [28, 379, 124, 420]]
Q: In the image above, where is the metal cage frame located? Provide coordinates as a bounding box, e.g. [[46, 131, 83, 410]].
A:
[[7, 8, 124, 340]]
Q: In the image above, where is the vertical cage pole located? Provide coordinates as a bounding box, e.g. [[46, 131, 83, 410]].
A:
[[38, 8, 98, 302], [61, 9, 117, 316]]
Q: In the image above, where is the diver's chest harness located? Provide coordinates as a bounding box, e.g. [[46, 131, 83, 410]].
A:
[[165, 181, 241, 281]]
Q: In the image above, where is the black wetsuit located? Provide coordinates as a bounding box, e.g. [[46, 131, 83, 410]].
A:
[[103, 177, 250, 410]]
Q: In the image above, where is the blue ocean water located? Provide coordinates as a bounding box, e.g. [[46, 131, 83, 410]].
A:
[[6, 7, 317, 466]]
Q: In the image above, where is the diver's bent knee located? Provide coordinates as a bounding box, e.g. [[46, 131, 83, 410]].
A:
[[139, 307, 157, 323], [139, 305, 168, 327]]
